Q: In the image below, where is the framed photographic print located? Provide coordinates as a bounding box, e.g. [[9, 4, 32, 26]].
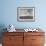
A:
[[17, 7, 35, 22]]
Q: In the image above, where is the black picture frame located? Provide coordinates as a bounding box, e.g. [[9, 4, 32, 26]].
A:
[[17, 7, 35, 22]]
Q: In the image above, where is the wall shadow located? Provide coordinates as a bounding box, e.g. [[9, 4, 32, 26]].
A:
[[0, 24, 7, 43]]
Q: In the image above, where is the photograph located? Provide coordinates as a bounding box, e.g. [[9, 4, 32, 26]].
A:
[[17, 7, 35, 22]]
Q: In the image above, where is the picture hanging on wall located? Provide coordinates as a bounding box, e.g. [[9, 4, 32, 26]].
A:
[[17, 7, 35, 22]]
